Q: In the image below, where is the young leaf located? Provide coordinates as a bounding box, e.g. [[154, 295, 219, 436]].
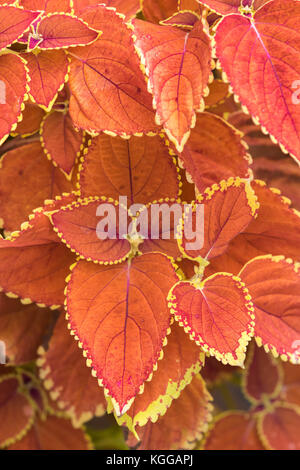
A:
[[203, 411, 264, 450], [68, 6, 157, 137], [0, 53, 29, 146], [168, 272, 255, 366], [38, 314, 106, 427], [25, 50, 69, 112], [179, 178, 259, 262], [34, 13, 100, 50], [0, 293, 53, 365], [0, 5, 40, 51], [78, 134, 180, 203], [0, 376, 35, 449], [239, 255, 300, 363], [258, 403, 300, 450], [0, 142, 76, 232], [65, 253, 179, 416], [179, 112, 251, 191], [215, 0, 300, 163], [50, 197, 132, 264], [41, 110, 84, 176], [132, 18, 212, 151], [115, 322, 205, 430], [8, 415, 92, 450], [243, 342, 282, 404], [127, 375, 212, 450]]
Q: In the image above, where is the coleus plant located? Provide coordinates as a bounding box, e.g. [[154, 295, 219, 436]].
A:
[[0, 0, 299, 451]]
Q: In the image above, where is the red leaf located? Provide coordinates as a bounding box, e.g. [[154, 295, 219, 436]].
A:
[[65, 253, 179, 416], [78, 134, 180, 203], [73, 0, 140, 21], [115, 322, 205, 430], [0, 293, 54, 364], [203, 411, 264, 450], [132, 18, 212, 151], [41, 111, 84, 176], [0, 376, 35, 448], [127, 375, 212, 450], [34, 13, 100, 50], [51, 197, 132, 264], [142, 0, 178, 23], [0, 198, 76, 306], [38, 314, 106, 427], [8, 415, 92, 450], [197, 0, 243, 15], [215, 0, 300, 163], [201, 356, 233, 386], [25, 50, 69, 111], [207, 180, 300, 276], [0, 142, 76, 232], [243, 342, 282, 404], [179, 178, 259, 261], [0, 5, 40, 51], [179, 112, 251, 191], [161, 10, 200, 29], [239, 255, 300, 363], [280, 362, 300, 407], [168, 272, 255, 365], [0, 53, 29, 146], [68, 6, 157, 136], [258, 404, 300, 450], [19, 0, 72, 13], [12, 101, 45, 137]]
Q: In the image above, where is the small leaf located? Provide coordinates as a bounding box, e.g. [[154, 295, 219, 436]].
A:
[[197, 0, 243, 15], [204, 79, 230, 108], [0, 5, 40, 51], [12, 101, 45, 137], [35, 13, 100, 50], [79, 134, 180, 204], [179, 113, 251, 191], [161, 10, 200, 29], [258, 404, 300, 450], [215, 0, 300, 162], [65, 253, 179, 416], [132, 18, 212, 151], [168, 272, 255, 366], [0, 376, 35, 449], [38, 314, 106, 427], [239, 255, 300, 363], [68, 6, 157, 136], [41, 110, 84, 176], [127, 375, 212, 450], [203, 411, 264, 450], [0, 53, 29, 146], [25, 50, 69, 111], [0, 293, 53, 364]]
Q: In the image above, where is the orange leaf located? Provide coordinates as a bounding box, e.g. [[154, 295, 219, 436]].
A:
[[73, 0, 140, 21], [179, 178, 259, 262], [179, 113, 251, 191], [0, 53, 29, 146], [239, 255, 300, 363], [0, 293, 54, 364], [25, 50, 69, 111], [8, 414, 92, 450], [34, 13, 100, 50], [127, 375, 212, 450], [0, 5, 40, 51], [38, 314, 106, 427], [0, 142, 76, 232], [258, 404, 300, 450], [41, 111, 84, 176], [0, 198, 76, 306], [168, 272, 255, 365], [12, 101, 45, 137], [197, 0, 242, 15], [280, 362, 300, 407], [19, 0, 72, 13], [161, 10, 200, 29], [65, 253, 179, 416], [142, 0, 178, 23], [68, 6, 157, 137], [204, 79, 230, 108], [243, 342, 282, 404], [115, 322, 205, 430], [0, 376, 35, 448], [51, 197, 132, 264], [203, 411, 264, 450], [78, 134, 180, 203], [132, 18, 212, 151]]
